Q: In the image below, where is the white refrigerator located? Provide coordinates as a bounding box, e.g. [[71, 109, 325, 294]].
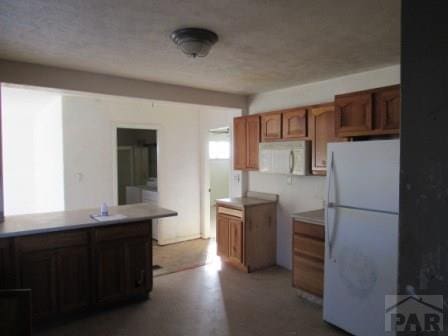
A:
[[323, 140, 400, 336]]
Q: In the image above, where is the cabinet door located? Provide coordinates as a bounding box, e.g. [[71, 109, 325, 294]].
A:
[[57, 247, 90, 313], [233, 117, 247, 170], [126, 239, 151, 296], [335, 92, 372, 136], [282, 108, 307, 139], [96, 242, 126, 304], [376, 86, 400, 132], [245, 115, 260, 169], [216, 215, 230, 257], [229, 218, 243, 263], [21, 250, 58, 320], [0, 239, 11, 289], [309, 104, 343, 175], [261, 113, 282, 141]]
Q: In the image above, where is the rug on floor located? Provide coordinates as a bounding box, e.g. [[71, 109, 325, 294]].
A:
[[153, 238, 214, 277]]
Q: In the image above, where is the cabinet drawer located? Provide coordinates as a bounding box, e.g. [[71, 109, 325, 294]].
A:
[[293, 254, 324, 296], [16, 230, 88, 252], [217, 207, 243, 219], [95, 222, 150, 242], [293, 221, 324, 240], [293, 235, 324, 261]]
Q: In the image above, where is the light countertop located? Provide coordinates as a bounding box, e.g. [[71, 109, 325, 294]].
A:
[[0, 203, 177, 238], [291, 209, 324, 226], [216, 197, 277, 209]]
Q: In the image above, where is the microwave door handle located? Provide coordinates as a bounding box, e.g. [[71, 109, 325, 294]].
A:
[[289, 150, 294, 174]]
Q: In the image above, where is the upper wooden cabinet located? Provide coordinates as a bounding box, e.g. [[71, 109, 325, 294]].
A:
[[376, 86, 401, 131], [282, 108, 308, 139], [309, 103, 344, 175], [233, 117, 247, 170], [335, 92, 372, 136], [233, 115, 260, 171], [261, 112, 282, 141], [245, 115, 260, 169], [335, 85, 400, 137]]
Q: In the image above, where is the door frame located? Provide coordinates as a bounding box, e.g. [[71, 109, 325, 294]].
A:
[[111, 123, 161, 207], [202, 127, 233, 239]]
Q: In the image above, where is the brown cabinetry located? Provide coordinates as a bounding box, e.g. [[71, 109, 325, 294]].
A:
[[6, 221, 152, 323], [96, 241, 127, 304], [292, 220, 325, 297], [57, 246, 90, 313], [282, 108, 308, 139], [21, 250, 58, 320], [233, 116, 247, 170], [0, 239, 12, 289], [261, 113, 282, 141], [245, 115, 260, 169], [376, 86, 401, 131], [233, 115, 260, 170], [95, 224, 151, 304], [335, 85, 400, 137], [309, 103, 344, 175], [216, 201, 276, 272]]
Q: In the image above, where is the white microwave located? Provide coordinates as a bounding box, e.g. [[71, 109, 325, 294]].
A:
[[258, 141, 310, 176]]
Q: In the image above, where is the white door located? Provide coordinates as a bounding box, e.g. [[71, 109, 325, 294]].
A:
[[324, 207, 398, 336]]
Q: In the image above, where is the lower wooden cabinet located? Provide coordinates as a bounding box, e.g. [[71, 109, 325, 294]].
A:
[[7, 221, 152, 323], [96, 232, 151, 304], [57, 247, 90, 313], [126, 239, 151, 296], [21, 250, 58, 320], [292, 220, 325, 297], [96, 241, 127, 304], [0, 239, 13, 289], [216, 201, 276, 272]]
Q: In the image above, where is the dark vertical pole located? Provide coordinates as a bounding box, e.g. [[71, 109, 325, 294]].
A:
[[0, 85, 4, 222], [400, 0, 448, 302]]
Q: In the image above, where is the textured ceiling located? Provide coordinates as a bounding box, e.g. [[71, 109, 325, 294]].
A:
[[0, 0, 400, 94]]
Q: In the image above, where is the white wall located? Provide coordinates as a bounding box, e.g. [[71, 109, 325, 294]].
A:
[[249, 65, 401, 269], [1, 86, 64, 215], [61, 95, 237, 244]]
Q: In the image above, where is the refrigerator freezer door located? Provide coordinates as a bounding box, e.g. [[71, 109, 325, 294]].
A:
[[324, 207, 398, 336], [327, 140, 400, 214]]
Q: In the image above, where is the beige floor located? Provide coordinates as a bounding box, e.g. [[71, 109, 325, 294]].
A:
[[153, 238, 213, 277], [37, 260, 347, 336]]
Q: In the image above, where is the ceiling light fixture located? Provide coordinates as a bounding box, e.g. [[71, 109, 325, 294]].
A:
[[171, 28, 218, 58]]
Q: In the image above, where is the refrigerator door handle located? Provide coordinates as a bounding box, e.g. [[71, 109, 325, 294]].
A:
[[326, 151, 335, 259]]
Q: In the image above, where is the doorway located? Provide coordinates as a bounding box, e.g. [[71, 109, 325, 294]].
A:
[[116, 127, 159, 238], [208, 127, 231, 238]]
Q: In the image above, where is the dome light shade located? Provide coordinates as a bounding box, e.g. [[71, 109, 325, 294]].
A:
[[171, 28, 218, 58]]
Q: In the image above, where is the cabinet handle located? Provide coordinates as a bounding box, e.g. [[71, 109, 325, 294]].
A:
[[136, 270, 145, 287]]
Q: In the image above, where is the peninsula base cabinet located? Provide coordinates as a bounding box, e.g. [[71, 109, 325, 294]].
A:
[[0, 221, 153, 324], [216, 202, 276, 272]]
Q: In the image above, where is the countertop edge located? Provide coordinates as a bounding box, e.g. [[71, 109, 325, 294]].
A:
[[0, 211, 178, 239]]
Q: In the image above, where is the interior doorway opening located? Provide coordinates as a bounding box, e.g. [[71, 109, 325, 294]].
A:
[[208, 127, 231, 238], [116, 127, 159, 239]]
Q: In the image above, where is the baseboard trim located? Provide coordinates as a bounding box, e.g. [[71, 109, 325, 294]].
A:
[[157, 234, 202, 245]]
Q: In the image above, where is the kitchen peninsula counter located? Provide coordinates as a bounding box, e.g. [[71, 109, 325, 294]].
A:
[[0, 203, 177, 324], [0, 202, 177, 238]]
